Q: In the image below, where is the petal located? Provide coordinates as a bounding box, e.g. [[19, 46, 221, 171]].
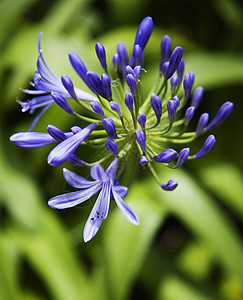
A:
[[47, 123, 97, 166], [10, 132, 57, 148], [83, 182, 111, 242], [63, 168, 96, 188], [105, 159, 118, 181], [112, 185, 128, 198], [90, 163, 108, 181], [112, 189, 139, 225], [48, 182, 102, 209]]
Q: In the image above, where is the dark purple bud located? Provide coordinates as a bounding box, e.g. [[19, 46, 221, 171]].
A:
[[154, 148, 178, 163], [132, 44, 144, 66], [134, 16, 153, 50], [167, 100, 177, 123], [138, 112, 147, 129], [91, 102, 105, 118], [117, 41, 128, 79], [105, 137, 118, 156], [161, 179, 178, 191], [110, 101, 122, 117], [185, 106, 196, 126], [69, 51, 88, 85], [160, 61, 169, 76], [126, 74, 137, 96], [183, 73, 193, 100], [151, 93, 162, 122], [140, 155, 149, 165], [170, 75, 180, 94], [125, 65, 135, 77], [101, 73, 112, 99], [135, 129, 146, 153], [188, 71, 195, 86], [176, 148, 190, 168], [177, 58, 185, 83], [205, 101, 234, 131], [51, 92, 74, 115], [95, 42, 107, 71], [102, 118, 118, 139], [112, 53, 120, 71], [125, 92, 134, 112], [191, 86, 204, 108], [47, 125, 66, 142], [165, 46, 183, 80], [134, 65, 142, 79], [196, 113, 209, 137], [194, 135, 216, 159], [61, 75, 77, 100], [172, 96, 180, 109], [86, 71, 105, 98], [161, 35, 172, 64]]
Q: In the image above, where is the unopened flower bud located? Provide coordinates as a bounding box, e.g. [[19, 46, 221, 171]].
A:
[[135, 129, 146, 153], [91, 102, 105, 118], [61, 75, 77, 100], [175, 148, 190, 168], [194, 135, 216, 159], [110, 101, 122, 117], [95, 42, 107, 71], [196, 113, 209, 137], [154, 148, 178, 163], [51, 92, 74, 115], [102, 118, 118, 139], [161, 179, 178, 191], [161, 35, 171, 64], [138, 112, 147, 129], [191, 86, 204, 108], [151, 93, 162, 122], [165, 46, 183, 80], [105, 137, 118, 156], [125, 92, 134, 112], [205, 101, 234, 131]]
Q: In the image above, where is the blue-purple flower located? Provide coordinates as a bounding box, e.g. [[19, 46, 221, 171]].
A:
[[48, 160, 139, 242], [10, 16, 234, 242]]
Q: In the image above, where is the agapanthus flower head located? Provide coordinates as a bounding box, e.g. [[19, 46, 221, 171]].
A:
[[10, 16, 234, 242]]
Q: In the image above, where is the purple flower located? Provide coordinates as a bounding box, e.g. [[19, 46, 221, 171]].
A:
[[21, 34, 97, 114], [48, 160, 139, 242]]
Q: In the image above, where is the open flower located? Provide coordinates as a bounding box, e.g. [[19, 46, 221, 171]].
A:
[[48, 160, 139, 242]]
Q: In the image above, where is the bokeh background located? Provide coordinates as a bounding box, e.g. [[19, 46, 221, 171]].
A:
[[1, 0, 243, 299]]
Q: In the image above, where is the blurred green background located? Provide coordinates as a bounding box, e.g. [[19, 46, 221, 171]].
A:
[[1, 0, 243, 299]]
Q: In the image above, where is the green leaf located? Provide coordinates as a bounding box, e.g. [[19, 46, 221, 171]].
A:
[[198, 163, 243, 219], [100, 184, 168, 300], [143, 167, 243, 280], [185, 52, 243, 88]]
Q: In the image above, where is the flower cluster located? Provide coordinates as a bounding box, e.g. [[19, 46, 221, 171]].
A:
[[10, 17, 233, 242]]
